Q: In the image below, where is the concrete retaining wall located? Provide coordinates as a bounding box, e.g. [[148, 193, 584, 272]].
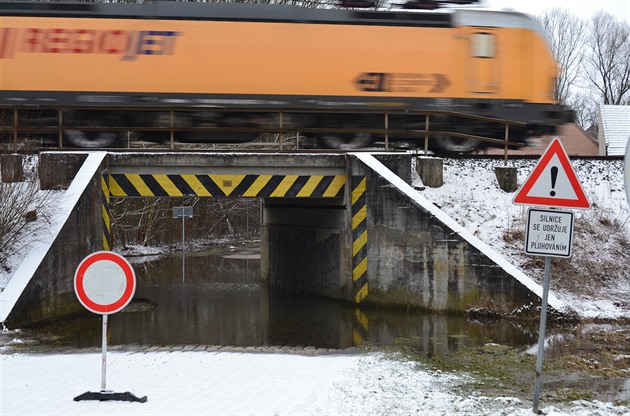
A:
[[5, 153, 105, 326], [350, 154, 541, 315], [263, 153, 544, 316]]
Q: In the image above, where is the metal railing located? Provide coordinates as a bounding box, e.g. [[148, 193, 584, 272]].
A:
[[0, 105, 526, 161]]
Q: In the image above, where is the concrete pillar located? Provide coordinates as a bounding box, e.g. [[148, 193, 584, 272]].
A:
[[495, 166, 518, 192], [416, 157, 443, 188], [373, 153, 412, 183], [39, 153, 88, 190], [1, 154, 24, 183]]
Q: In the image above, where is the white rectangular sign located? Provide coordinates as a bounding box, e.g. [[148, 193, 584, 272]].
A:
[[525, 208, 574, 258], [173, 206, 193, 218]]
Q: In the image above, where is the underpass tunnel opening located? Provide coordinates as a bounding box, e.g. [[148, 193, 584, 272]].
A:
[[101, 165, 358, 344], [104, 168, 352, 298], [104, 193, 356, 348], [262, 196, 351, 299]]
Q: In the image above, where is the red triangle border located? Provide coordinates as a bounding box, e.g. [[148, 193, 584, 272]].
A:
[[512, 138, 590, 209]]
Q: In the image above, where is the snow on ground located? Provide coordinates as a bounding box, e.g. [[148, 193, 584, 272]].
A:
[[1, 348, 628, 416]]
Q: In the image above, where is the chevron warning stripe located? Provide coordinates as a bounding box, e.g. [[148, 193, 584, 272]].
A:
[[108, 174, 346, 198], [101, 175, 112, 251], [351, 176, 368, 304]]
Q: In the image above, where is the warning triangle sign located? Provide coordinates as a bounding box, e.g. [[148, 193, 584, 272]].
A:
[[513, 138, 590, 209]]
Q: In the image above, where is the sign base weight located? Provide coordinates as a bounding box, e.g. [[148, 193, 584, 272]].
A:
[[74, 390, 147, 403]]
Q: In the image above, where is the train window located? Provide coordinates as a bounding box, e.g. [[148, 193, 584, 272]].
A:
[[471, 32, 496, 58]]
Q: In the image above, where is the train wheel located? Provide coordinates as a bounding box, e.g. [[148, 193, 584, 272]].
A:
[[432, 136, 481, 153], [64, 130, 121, 148], [319, 133, 373, 150]]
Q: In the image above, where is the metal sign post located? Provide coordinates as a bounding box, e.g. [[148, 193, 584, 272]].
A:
[[525, 207, 575, 413], [173, 206, 193, 282], [532, 255, 551, 413], [101, 313, 108, 391]]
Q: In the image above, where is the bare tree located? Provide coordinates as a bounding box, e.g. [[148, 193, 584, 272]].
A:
[[566, 89, 598, 131], [584, 11, 630, 105], [110, 197, 177, 248], [0, 182, 58, 271], [536, 9, 585, 105], [110, 196, 261, 248]]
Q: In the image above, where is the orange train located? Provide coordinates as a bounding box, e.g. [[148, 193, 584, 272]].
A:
[[0, 1, 570, 151]]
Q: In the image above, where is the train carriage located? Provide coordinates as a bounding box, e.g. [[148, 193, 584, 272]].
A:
[[0, 1, 570, 151]]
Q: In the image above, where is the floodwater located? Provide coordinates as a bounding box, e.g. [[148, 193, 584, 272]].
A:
[[28, 245, 539, 352]]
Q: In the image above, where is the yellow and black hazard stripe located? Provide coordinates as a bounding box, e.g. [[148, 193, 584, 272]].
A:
[[351, 176, 368, 304], [108, 174, 346, 198], [101, 175, 112, 251]]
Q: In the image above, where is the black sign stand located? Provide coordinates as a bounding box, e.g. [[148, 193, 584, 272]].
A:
[[74, 390, 147, 403]]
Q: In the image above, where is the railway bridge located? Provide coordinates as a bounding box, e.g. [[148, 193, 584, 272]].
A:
[[0, 151, 567, 327]]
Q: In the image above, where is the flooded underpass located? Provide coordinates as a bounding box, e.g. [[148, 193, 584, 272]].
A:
[[24, 244, 539, 351], [5, 244, 630, 404]]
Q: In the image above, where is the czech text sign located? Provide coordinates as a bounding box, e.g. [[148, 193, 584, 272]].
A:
[[74, 251, 136, 315], [525, 208, 574, 258], [513, 138, 590, 209]]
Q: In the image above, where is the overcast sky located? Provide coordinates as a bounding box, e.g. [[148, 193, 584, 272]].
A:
[[483, 0, 630, 22]]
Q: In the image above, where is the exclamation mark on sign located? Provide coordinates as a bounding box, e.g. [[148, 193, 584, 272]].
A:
[[550, 166, 558, 197]]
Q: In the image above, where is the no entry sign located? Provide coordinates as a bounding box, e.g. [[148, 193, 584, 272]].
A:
[[73, 251, 145, 403], [74, 251, 136, 315]]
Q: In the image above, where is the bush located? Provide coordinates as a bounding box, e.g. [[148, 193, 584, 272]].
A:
[[110, 197, 261, 248], [0, 180, 57, 272]]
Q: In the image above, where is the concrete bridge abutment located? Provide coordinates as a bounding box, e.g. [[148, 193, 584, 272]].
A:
[[1, 151, 565, 326], [4, 152, 108, 326], [345, 153, 540, 315], [262, 152, 542, 317]]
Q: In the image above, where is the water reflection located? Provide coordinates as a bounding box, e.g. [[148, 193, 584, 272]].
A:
[[33, 246, 539, 352]]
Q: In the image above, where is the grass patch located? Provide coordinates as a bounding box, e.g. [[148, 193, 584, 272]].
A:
[[388, 326, 630, 404], [390, 337, 537, 398]]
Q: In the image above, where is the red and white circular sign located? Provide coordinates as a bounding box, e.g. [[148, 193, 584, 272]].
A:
[[74, 251, 136, 315]]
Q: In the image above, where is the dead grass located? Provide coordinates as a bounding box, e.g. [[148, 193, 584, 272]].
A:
[[510, 208, 630, 296], [545, 324, 630, 378]]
